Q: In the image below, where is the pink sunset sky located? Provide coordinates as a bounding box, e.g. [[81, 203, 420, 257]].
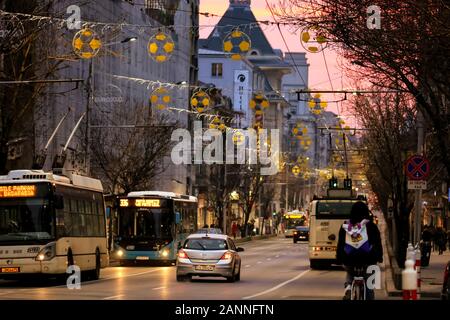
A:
[[199, 0, 355, 121]]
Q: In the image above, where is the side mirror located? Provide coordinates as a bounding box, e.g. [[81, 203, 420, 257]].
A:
[[177, 242, 182, 250], [175, 212, 181, 224], [236, 247, 244, 252], [53, 194, 64, 209]]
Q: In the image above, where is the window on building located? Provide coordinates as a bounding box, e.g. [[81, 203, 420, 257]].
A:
[[211, 63, 223, 77], [145, 0, 179, 26]]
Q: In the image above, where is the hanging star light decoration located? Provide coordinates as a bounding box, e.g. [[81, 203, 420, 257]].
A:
[[150, 87, 172, 110], [72, 27, 102, 59], [232, 130, 245, 145], [300, 25, 328, 53], [292, 122, 308, 139], [148, 31, 175, 63], [209, 116, 227, 131], [223, 28, 251, 60], [190, 90, 211, 113], [292, 165, 301, 176], [308, 93, 327, 115]]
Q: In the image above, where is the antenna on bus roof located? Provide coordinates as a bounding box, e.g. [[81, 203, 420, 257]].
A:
[[52, 112, 86, 173], [32, 108, 72, 170]]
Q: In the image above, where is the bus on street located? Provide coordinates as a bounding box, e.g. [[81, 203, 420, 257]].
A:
[[113, 191, 198, 265], [308, 188, 366, 269], [0, 170, 109, 280], [282, 210, 307, 237]]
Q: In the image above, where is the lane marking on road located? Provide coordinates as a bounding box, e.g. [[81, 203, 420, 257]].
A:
[[275, 255, 280, 258], [242, 269, 310, 300], [257, 261, 262, 264], [266, 258, 272, 261], [102, 294, 124, 300], [152, 286, 166, 290], [244, 265, 251, 268]]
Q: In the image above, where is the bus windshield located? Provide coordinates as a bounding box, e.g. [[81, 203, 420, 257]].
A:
[[119, 208, 172, 240], [316, 201, 357, 219], [0, 198, 54, 243], [285, 216, 307, 229]]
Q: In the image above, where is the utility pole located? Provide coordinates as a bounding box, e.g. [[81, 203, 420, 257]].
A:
[[414, 111, 425, 245], [85, 59, 94, 176]]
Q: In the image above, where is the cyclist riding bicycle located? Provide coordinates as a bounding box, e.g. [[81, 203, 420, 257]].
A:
[[336, 201, 383, 300]]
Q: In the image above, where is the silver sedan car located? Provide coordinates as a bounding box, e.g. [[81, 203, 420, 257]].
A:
[[176, 233, 244, 282]]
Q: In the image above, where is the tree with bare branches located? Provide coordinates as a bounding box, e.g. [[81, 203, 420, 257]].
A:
[[89, 104, 177, 195], [0, 0, 65, 173], [353, 89, 417, 266], [271, 0, 450, 182]]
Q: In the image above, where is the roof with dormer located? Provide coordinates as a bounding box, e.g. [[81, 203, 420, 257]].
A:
[[200, 0, 275, 56]]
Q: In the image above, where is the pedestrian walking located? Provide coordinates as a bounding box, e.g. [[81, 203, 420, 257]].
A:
[[231, 221, 238, 239]]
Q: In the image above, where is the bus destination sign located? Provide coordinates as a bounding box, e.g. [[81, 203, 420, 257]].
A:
[[0, 185, 36, 198], [119, 198, 161, 208]]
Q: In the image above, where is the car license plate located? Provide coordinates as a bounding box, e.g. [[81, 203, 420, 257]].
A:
[[195, 265, 214, 271], [0, 267, 20, 273], [136, 256, 149, 261]]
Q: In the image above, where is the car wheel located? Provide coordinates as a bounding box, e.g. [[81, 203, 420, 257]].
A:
[[226, 265, 236, 283], [235, 265, 241, 282]]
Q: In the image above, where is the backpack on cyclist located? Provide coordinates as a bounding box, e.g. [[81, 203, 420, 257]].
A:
[[342, 219, 373, 261]]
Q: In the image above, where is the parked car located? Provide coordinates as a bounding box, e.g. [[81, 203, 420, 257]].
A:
[[176, 233, 243, 282], [293, 226, 309, 243], [441, 260, 450, 300]]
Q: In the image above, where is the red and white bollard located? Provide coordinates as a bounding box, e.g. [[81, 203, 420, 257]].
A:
[[402, 259, 417, 300], [415, 247, 421, 299]]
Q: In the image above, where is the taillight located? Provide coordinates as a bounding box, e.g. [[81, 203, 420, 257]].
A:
[[178, 249, 188, 259], [221, 251, 233, 260]]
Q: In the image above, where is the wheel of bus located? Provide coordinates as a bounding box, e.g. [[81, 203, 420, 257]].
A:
[[89, 249, 101, 281], [310, 260, 322, 270], [58, 250, 74, 284]]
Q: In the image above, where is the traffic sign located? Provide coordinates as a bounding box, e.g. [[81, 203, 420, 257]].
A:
[[407, 180, 427, 190], [405, 155, 430, 180]]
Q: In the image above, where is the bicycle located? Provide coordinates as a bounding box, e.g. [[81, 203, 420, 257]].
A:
[[351, 266, 367, 300]]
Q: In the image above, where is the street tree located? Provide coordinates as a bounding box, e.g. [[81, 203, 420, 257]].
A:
[[89, 104, 177, 195], [0, 0, 65, 173], [353, 89, 416, 266], [271, 0, 450, 183]]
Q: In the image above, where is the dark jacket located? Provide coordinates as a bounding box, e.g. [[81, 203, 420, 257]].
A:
[[336, 220, 383, 266]]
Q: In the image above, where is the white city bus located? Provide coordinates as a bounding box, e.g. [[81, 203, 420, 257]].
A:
[[0, 170, 109, 280], [308, 189, 366, 269]]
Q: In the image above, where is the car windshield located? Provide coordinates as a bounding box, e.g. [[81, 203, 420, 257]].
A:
[[0, 198, 54, 243], [296, 226, 309, 231], [184, 238, 228, 250], [118, 208, 172, 240]]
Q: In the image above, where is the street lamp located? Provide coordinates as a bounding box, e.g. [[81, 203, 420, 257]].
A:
[[103, 36, 138, 47]]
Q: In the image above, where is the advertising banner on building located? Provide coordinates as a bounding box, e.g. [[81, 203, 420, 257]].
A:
[[234, 70, 250, 113]]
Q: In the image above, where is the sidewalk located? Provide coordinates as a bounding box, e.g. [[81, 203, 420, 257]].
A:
[[420, 250, 449, 299], [383, 227, 449, 299]]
